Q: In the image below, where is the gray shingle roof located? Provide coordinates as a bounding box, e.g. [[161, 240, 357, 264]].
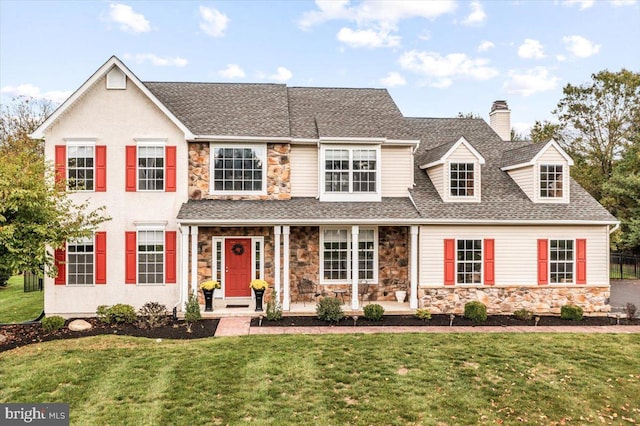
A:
[[416, 140, 457, 167], [500, 143, 547, 168]]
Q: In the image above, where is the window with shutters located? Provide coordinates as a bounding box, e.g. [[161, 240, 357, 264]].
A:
[[456, 239, 482, 284], [67, 143, 94, 191], [138, 145, 165, 191], [67, 238, 94, 285], [550, 239, 573, 283], [138, 230, 164, 285]]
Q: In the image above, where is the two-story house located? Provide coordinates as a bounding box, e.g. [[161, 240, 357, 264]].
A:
[[32, 56, 617, 317]]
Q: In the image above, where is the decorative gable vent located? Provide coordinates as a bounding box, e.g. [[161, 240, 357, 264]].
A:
[[106, 67, 126, 90]]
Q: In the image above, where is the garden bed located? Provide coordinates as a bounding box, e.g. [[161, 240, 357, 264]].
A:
[[0, 318, 218, 352]]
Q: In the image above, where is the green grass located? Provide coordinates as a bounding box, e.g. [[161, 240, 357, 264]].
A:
[[0, 275, 44, 323], [1, 334, 639, 425]]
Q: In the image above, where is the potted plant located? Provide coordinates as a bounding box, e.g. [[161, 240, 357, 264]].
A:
[[200, 280, 220, 312], [250, 279, 269, 312], [394, 280, 407, 303]]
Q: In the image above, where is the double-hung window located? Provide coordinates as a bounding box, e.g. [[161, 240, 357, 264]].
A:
[[67, 238, 94, 285], [456, 239, 482, 284], [137, 230, 164, 285], [138, 145, 165, 191], [540, 165, 563, 198], [450, 163, 474, 197], [211, 145, 266, 194], [67, 143, 95, 191], [322, 146, 380, 201], [550, 239, 573, 283], [321, 228, 377, 283]]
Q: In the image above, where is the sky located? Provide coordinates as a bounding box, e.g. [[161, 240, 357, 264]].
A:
[[1, 0, 639, 136]]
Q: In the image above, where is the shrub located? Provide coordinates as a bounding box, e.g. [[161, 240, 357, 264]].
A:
[[464, 301, 487, 323], [184, 292, 201, 332], [415, 308, 432, 321], [0, 265, 11, 287], [513, 309, 534, 321], [560, 304, 584, 321], [625, 303, 637, 319], [363, 304, 384, 321], [266, 291, 283, 321], [41, 316, 65, 332], [137, 302, 169, 329], [96, 304, 137, 324], [316, 297, 344, 323]]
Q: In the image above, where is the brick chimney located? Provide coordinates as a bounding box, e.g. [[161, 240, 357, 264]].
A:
[[489, 100, 511, 141]]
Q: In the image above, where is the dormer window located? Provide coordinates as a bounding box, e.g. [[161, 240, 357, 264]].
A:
[[450, 163, 475, 197], [540, 164, 563, 198], [321, 145, 381, 201]]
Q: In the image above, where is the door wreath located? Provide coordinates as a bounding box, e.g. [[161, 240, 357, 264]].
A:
[[231, 243, 245, 256]]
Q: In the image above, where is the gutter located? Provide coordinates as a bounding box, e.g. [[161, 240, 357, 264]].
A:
[[609, 222, 620, 234]]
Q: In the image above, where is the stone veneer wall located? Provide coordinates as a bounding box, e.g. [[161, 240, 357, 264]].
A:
[[419, 286, 610, 315], [188, 142, 291, 200]]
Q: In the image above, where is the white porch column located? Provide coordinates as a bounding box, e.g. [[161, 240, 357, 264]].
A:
[[190, 226, 199, 297], [351, 225, 359, 310], [180, 225, 190, 310], [274, 226, 281, 297], [410, 225, 419, 309], [282, 226, 291, 311]]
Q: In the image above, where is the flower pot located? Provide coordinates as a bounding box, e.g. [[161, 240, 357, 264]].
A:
[[395, 290, 407, 303], [202, 289, 214, 312], [253, 288, 265, 312]]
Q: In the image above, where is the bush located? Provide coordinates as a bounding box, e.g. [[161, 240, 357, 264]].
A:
[[464, 301, 487, 323], [316, 297, 344, 323], [626, 303, 637, 319], [96, 304, 137, 324], [415, 308, 432, 321], [513, 309, 534, 321], [0, 266, 11, 287], [137, 302, 169, 329], [41, 316, 65, 332], [560, 304, 584, 321], [184, 292, 201, 332], [363, 304, 384, 321], [266, 291, 283, 321]]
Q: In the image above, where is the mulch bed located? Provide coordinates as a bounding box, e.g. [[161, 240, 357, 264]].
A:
[[0, 318, 218, 353], [250, 314, 640, 328]]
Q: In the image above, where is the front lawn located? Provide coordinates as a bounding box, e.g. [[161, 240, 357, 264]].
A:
[[0, 275, 43, 323], [1, 333, 638, 425]]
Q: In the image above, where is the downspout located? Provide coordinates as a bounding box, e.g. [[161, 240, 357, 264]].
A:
[[609, 223, 620, 234]]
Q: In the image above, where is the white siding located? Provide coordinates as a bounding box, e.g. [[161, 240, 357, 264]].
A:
[[444, 144, 481, 203], [535, 145, 570, 203], [381, 145, 413, 196], [538, 145, 566, 163], [508, 166, 534, 200], [290, 144, 318, 197], [448, 143, 477, 162], [419, 225, 609, 287], [426, 164, 445, 200]]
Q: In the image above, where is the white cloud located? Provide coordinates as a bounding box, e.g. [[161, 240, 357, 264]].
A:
[[107, 3, 151, 33], [1, 84, 72, 103], [268, 67, 293, 82], [379, 72, 406, 87], [563, 0, 595, 9], [556, 54, 567, 62], [123, 53, 188, 67], [337, 27, 400, 48], [610, 0, 637, 5], [563, 35, 601, 58], [503, 67, 560, 96], [477, 40, 495, 52], [199, 6, 229, 37], [399, 50, 498, 87], [462, 1, 487, 26], [518, 38, 546, 59], [218, 64, 246, 79]]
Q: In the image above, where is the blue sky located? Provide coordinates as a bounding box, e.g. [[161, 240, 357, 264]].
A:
[[1, 0, 639, 136]]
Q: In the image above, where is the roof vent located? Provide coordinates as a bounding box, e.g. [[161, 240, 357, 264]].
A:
[[489, 100, 510, 141]]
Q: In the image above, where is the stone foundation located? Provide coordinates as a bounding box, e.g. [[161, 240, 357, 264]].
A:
[[419, 286, 610, 315]]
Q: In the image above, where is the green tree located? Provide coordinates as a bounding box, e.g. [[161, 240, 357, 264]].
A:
[[529, 120, 564, 144], [0, 96, 55, 155]]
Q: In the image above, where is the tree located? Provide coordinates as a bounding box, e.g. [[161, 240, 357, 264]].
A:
[[0, 96, 55, 156], [457, 112, 481, 119], [510, 129, 526, 142], [529, 120, 564, 144], [0, 97, 109, 283]]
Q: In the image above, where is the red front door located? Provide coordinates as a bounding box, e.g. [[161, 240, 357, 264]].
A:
[[225, 238, 252, 297]]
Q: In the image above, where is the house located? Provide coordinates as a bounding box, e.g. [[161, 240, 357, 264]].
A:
[[32, 56, 617, 317]]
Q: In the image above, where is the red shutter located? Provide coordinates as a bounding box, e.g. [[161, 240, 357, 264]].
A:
[[125, 231, 137, 284], [165, 231, 177, 283], [54, 247, 66, 285], [537, 239, 549, 285], [125, 146, 137, 192], [95, 232, 107, 284], [576, 239, 587, 284], [165, 146, 176, 192], [95, 145, 107, 192], [55, 145, 66, 186], [484, 239, 495, 285], [444, 239, 455, 285]]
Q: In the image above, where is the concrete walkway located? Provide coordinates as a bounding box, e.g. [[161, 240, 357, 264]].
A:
[[215, 317, 640, 337]]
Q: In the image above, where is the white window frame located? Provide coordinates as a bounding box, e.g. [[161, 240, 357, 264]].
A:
[[136, 226, 166, 286], [66, 141, 95, 192], [212, 236, 264, 296], [539, 164, 564, 199], [549, 238, 575, 284], [535, 163, 569, 204], [66, 237, 95, 286], [449, 162, 476, 198], [320, 227, 378, 284], [209, 143, 267, 196], [320, 145, 381, 202], [455, 239, 483, 285], [136, 140, 166, 192]]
